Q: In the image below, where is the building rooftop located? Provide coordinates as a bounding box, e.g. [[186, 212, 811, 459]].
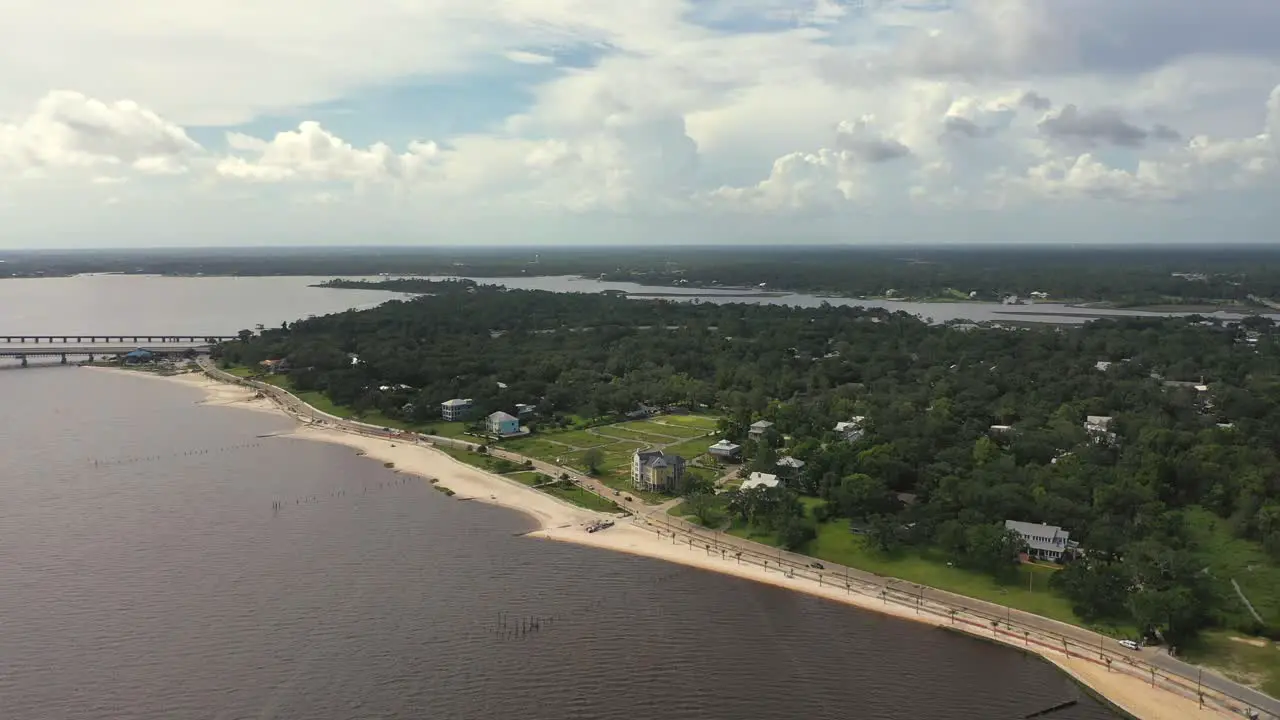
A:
[[749, 420, 775, 430], [709, 439, 741, 451], [741, 472, 780, 490], [777, 456, 805, 469], [442, 398, 473, 407], [488, 411, 518, 422], [1005, 520, 1071, 554]]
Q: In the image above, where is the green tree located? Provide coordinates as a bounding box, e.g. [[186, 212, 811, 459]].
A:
[[582, 447, 605, 475]]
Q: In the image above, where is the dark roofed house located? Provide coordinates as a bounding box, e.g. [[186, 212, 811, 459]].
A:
[[1005, 520, 1076, 562], [631, 449, 686, 493]]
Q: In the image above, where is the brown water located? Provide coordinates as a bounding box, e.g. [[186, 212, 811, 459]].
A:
[[0, 367, 1121, 720]]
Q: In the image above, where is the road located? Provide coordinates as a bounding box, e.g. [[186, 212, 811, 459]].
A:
[[197, 359, 1278, 719]]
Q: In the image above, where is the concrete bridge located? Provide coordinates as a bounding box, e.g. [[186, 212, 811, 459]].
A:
[[0, 340, 218, 367], [0, 334, 239, 344]]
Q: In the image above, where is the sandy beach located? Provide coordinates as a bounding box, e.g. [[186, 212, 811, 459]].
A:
[[102, 366, 1244, 720]]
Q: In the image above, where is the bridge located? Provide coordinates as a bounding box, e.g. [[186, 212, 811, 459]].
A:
[[0, 335, 228, 367], [0, 334, 239, 344]]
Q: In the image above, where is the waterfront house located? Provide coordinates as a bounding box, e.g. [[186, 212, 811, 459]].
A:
[[1005, 520, 1077, 562], [741, 472, 781, 491], [441, 398, 473, 421], [631, 449, 686, 493], [708, 439, 742, 461], [748, 420, 775, 442], [486, 411, 521, 436]]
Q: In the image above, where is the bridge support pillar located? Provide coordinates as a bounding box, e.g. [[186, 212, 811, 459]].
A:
[[20, 355, 27, 367], [60, 353, 67, 365], [88, 354, 95, 362]]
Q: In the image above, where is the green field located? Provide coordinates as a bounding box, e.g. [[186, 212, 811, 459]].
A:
[[618, 420, 709, 439], [1186, 508, 1280, 627], [724, 499, 1091, 629], [437, 446, 522, 474], [539, 482, 623, 513], [653, 414, 720, 430], [505, 471, 551, 486], [663, 437, 717, 462], [590, 426, 673, 445], [501, 436, 576, 461], [541, 429, 616, 448], [1181, 631, 1280, 698]]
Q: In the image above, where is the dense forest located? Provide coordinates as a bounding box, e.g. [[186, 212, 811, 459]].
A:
[[216, 279, 1280, 646], [9, 245, 1280, 306]]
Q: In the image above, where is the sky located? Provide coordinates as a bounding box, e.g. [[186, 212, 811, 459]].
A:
[[0, 0, 1277, 248]]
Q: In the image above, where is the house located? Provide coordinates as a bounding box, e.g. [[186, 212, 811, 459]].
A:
[[1084, 415, 1116, 445], [486, 411, 521, 436], [441, 398, 473, 421], [631, 449, 686, 493], [776, 456, 805, 473], [514, 403, 536, 417], [260, 358, 288, 373], [708, 439, 742, 461], [747, 420, 774, 441], [989, 424, 1014, 435], [741, 472, 781, 491], [834, 416, 866, 441], [1030, 291, 1049, 300], [1095, 361, 1112, 372], [123, 349, 155, 365], [1005, 520, 1076, 562]]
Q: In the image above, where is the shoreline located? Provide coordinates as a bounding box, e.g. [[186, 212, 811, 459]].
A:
[[92, 365, 1248, 720]]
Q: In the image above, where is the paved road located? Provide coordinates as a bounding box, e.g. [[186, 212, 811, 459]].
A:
[[197, 359, 1278, 719]]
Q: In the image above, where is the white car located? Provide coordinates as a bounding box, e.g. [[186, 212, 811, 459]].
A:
[[1118, 639, 1140, 651]]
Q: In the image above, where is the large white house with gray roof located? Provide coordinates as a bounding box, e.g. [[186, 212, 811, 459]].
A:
[[1005, 520, 1077, 562]]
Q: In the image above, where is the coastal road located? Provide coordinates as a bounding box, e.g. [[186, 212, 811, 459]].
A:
[[194, 359, 1278, 719]]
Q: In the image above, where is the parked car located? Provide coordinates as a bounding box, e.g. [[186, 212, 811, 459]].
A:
[[1118, 639, 1140, 651]]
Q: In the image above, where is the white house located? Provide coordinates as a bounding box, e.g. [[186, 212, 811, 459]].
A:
[[776, 456, 805, 472], [441, 398, 473, 421], [708, 439, 742, 461], [1095, 361, 1112, 372], [834, 415, 865, 438], [487, 411, 521, 436], [747, 420, 774, 441], [989, 424, 1014, 435], [1005, 520, 1076, 562], [741, 472, 781, 491]]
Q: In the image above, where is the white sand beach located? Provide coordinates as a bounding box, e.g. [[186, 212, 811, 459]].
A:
[[105, 366, 1242, 720]]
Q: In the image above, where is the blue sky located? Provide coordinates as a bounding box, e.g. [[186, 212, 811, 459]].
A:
[[0, 0, 1277, 247]]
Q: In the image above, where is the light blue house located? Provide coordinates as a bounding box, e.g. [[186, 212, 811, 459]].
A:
[[487, 411, 521, 436]]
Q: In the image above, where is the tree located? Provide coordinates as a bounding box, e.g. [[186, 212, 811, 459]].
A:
[[582, 447, 605, 475]]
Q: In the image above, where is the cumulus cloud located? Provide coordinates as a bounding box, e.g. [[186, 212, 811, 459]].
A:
[[0, 91, 201, 175], [215, 122, 440, 183], [1037, 105, 1171, 148]]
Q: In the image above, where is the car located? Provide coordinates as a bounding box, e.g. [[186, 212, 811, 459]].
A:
[[1118, 639, 1140, 651], [809, 562, 825, 570]]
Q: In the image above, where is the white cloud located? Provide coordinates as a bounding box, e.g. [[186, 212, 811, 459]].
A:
[[215, 122, 440, 184], [0, 91, 201, 176], [0, 1, 1278, 245]]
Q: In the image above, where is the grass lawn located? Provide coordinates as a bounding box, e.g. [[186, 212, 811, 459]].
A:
[[539, 482, 623, 513], [501, 437, 576, 462], [620, 419, 708, 439], [437, 446, 522, 474], [223, 366, 257, 378], [1185, 507, 1280, 627], [541, 429, 616, 449], [422, 421, 470, 439], [1182, 631, 1280, 698], [668, 495, 730, 528], [655, 414, 720, 430], [663, 437, 717, 462], [590, 426, 673, 445], [560, 440, 646, 475], [505, 471, 550, 486]]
